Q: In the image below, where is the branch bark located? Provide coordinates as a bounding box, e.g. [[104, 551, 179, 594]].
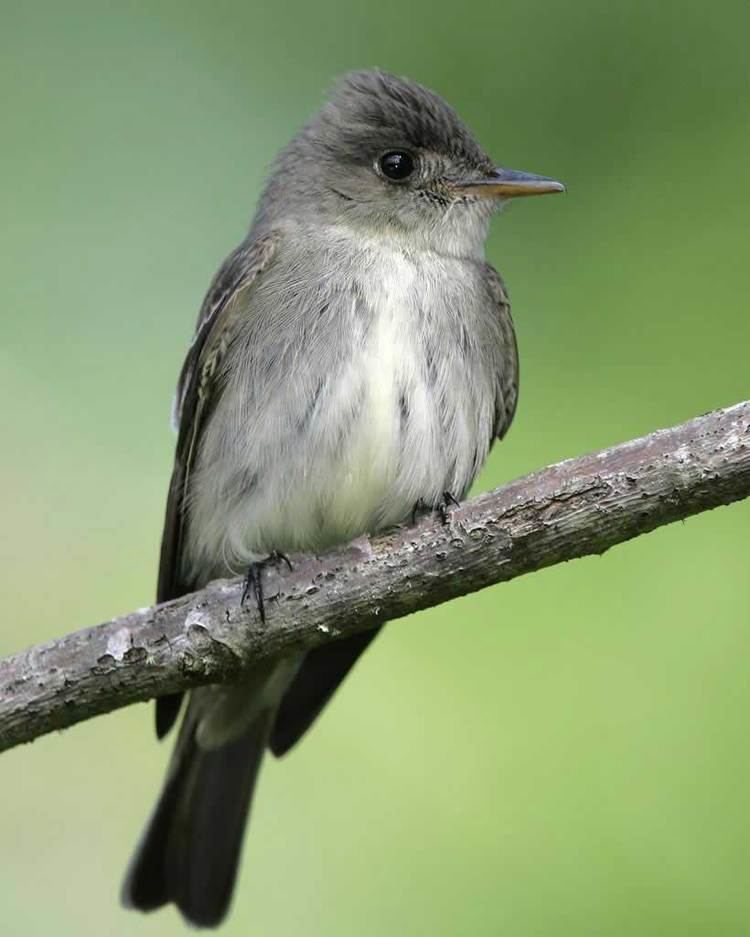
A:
[[2, 400, 749, 754]]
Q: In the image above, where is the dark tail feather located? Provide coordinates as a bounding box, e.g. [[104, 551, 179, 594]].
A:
[[122, 710, 272, 928], [270, 627, 381, 756], [155, 691, 184, 740]]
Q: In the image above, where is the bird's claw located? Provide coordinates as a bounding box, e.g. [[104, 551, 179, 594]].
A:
[[438, 490, 460, 525], [241, 552, 294, 623], [411, 491, 461, 527]]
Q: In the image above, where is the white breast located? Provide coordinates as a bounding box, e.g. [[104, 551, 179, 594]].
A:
[[185, 236, 494, 580], [323, 251, 419, 531]]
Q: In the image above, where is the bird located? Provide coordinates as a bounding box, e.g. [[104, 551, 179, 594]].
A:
[[122, 68, 564, 926]]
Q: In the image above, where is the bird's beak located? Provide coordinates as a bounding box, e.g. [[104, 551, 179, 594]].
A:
[[454, 167, 566, 199]]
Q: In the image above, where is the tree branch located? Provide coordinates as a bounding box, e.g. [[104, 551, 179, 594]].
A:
[[1, 400, 749, 754]]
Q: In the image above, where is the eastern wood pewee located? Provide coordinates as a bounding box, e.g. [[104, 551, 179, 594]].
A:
[[122, 68, 564, 926]]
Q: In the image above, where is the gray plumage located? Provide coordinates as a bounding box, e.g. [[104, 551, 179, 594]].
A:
[[122, 67, 562, 927]]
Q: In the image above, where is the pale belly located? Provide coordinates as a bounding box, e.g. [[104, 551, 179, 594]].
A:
[[184, 246, 497, 581], [258, 279, 485, 555], [258, 303, 448, 552]]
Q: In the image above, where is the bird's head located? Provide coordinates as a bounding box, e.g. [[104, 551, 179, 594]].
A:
[[258, 69, 564, 256]]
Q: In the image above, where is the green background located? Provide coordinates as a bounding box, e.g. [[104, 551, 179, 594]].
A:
[[1, 2, 749, 934]]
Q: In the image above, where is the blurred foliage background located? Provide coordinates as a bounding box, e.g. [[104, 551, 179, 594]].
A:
[[1, 1, 749, 934]]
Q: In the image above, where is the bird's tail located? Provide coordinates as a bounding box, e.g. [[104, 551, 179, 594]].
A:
[[121, 706, 273, 928]]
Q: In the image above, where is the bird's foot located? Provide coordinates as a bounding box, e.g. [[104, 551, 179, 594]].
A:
[[241, 551, 293, 623], [438, 490, 461, 525], [411, 491, 461, 527]]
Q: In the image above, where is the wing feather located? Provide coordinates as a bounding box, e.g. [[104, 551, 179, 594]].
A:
[[158, 232, 279, 604], [154, 231, 279, 739], [482, 263, 519, 442]]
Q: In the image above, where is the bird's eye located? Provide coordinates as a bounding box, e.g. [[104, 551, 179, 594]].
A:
[[379, 151, 415, 181]]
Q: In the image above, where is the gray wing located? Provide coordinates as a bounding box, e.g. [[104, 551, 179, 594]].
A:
[[482, 262, 519, 442], [155, 231, 279, 738], [158, 232, 280, 603]]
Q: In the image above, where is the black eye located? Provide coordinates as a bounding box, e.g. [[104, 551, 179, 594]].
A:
[[379, 151, 415, 181]]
